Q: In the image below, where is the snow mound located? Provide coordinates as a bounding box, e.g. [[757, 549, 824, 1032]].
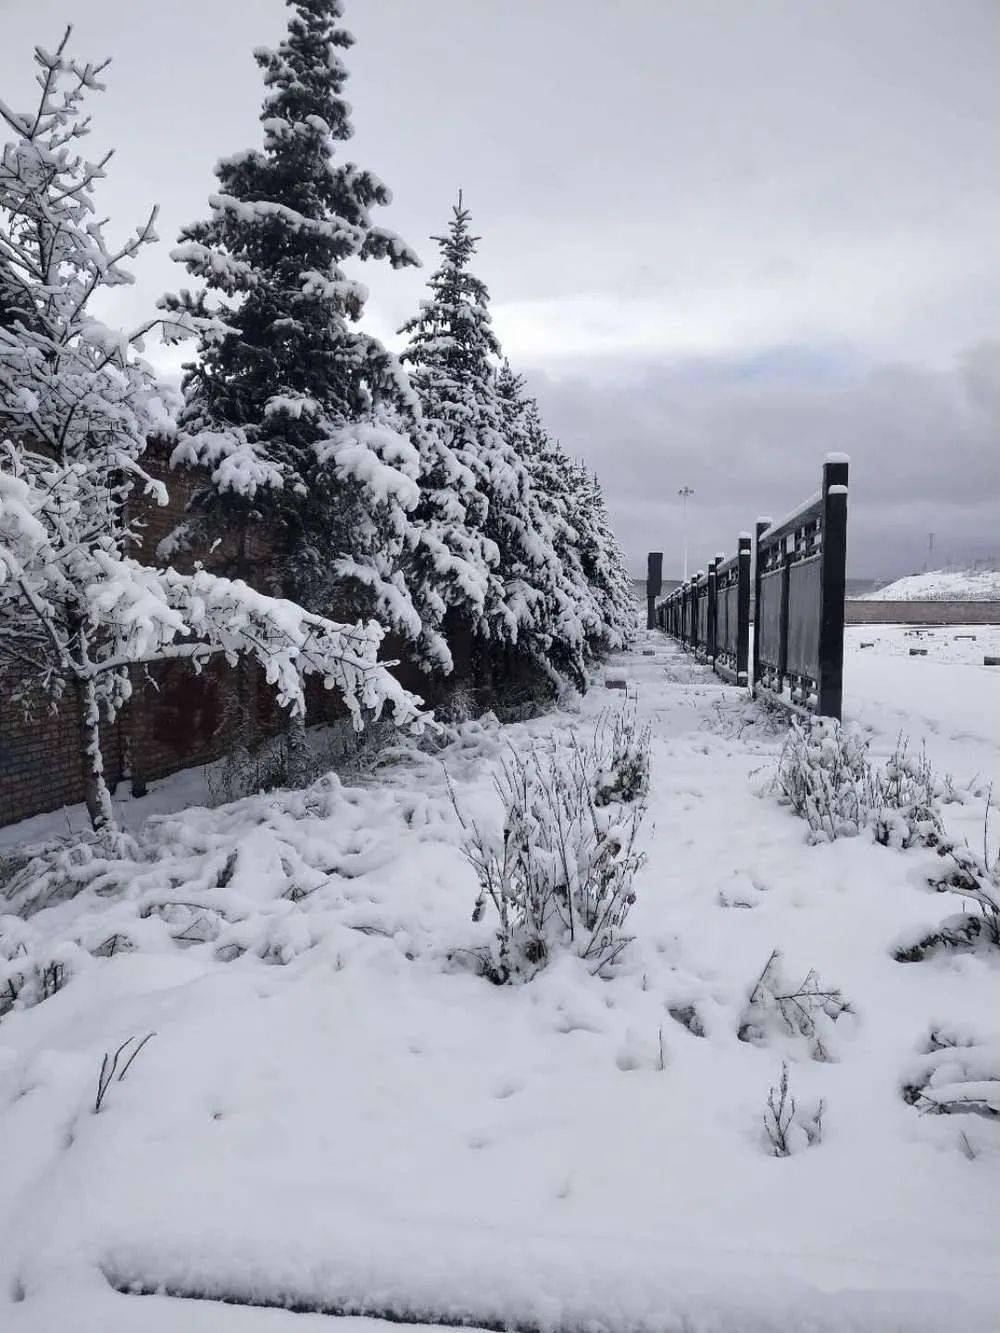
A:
[[862, 569, 1000, 601]]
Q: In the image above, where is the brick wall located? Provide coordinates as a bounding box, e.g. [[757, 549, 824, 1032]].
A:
[[844, 601, 1000, 625], [0, 439, 500, 829], [0, 684, 126, 828], [1, 439, 283, 828]]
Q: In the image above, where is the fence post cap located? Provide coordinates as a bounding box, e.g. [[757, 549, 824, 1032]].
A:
[[739, 531, 752, 541], [824, 451, 850, 464], [756, 515, 773, 528]]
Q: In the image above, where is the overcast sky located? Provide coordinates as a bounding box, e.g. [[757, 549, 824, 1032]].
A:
[[2, 0, 998, 578]]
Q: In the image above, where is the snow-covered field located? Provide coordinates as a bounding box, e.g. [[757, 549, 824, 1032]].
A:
[[844, 624, 1000, 796], [1, 631, 999, 1332], [862, 570, 1000, 601]]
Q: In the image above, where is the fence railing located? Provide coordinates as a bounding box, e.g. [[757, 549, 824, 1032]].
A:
[[653, 455, 849, 719]]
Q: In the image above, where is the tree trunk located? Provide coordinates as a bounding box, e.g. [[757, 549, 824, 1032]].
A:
[[76, 676, 116, 833], [285, 712, 311, 789]]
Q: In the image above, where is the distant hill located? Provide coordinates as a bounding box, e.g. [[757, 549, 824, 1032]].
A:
[[859, 570, 1000, 602]]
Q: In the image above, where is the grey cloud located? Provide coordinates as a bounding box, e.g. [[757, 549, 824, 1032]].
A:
[[525, 343, 1000, 580], [1, 0, 997, 579]]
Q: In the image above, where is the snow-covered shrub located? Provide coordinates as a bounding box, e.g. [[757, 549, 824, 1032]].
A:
[[592, 705, 651, 807], [929, 819, 1000, 948], [901, 1029, 1000, 1121], [739, 950, 850, 1062], [436, 682, 479, 726], [206, 709, 406, 804], [1, 762, 410, 1021], [775, 718, 869, 841], [775, 720, 946, 849], [206, 732, 300, 806], [1, 831, 139, 921], [890, 800, 999, 963], [451, 709, 649, 983], [763, 1062, 825, 1157], [0, 938, 84, 1020], [868, 739, 944, 850]]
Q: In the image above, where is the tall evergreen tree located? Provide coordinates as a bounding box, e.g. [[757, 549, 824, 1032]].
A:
[[0, 30, 419, 830], [161, 0, 433, 654], [400, 199, 557, 673], [495, 363, 593, 685], [564, 457, 638, 652]]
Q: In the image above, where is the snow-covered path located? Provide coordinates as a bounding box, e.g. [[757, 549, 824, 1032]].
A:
[[2, 636, 999, 1331]]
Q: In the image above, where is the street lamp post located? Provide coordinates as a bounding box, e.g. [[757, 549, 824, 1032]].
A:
[[678, 486, 695, 581]]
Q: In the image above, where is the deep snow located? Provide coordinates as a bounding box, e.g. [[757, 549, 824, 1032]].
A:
[[1, 630, 999, 1332]]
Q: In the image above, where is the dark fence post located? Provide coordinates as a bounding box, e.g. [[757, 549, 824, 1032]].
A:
[[707, 557, 718, 664], [737, 533, 751, 686], [817, 455, 849, 719], [778, 546, 792, 685], [752, 517, 770, 695], [646, 551, 663, 631]]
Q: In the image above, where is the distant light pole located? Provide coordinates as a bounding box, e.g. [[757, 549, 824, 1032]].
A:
[[678, 486, 695, 581]]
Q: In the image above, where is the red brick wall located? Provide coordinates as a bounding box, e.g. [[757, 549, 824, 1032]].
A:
[[0, 439, 276, 828], [0, 683, 125, 828], [0, 439, 536, 830]]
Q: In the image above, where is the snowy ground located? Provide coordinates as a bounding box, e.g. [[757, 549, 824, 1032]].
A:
[[860, 569, 1000, 601], [1, 631, 999, 1332], [843, 624, 1000, 805]]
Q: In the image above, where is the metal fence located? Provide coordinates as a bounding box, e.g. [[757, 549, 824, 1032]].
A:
[[652, 455, 849, 719]]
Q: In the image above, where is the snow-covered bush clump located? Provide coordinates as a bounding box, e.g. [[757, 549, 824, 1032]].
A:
[[902, 1028, 1000, 1121], [774, 718, 870, 841], [0, 29, 420, 831], [762, 1062, 825, 1157], [451, 707, 649, 983], [869, 740, 945, 850], [928, 817, 1000, 948], [1, 747, 471, 1021], [2, 704, 650, 1024], [739, 949, 851, 1063], [592, 705, 651, 806], [775, 719, 946, 849]]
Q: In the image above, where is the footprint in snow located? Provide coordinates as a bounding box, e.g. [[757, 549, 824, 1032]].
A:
[[492, 1077, 525, 1100]]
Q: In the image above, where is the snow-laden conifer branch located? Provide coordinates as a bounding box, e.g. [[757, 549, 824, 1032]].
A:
[[0, 25, 421, 832], [161, 0, 459, 669]]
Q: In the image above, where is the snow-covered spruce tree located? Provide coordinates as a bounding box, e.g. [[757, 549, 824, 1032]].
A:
[[563, 457, 637, 652], [160, 0, 472, 683], [495, 362, 605, 683], [401, 199, 571, 695], [0, 31, 420, 833]]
